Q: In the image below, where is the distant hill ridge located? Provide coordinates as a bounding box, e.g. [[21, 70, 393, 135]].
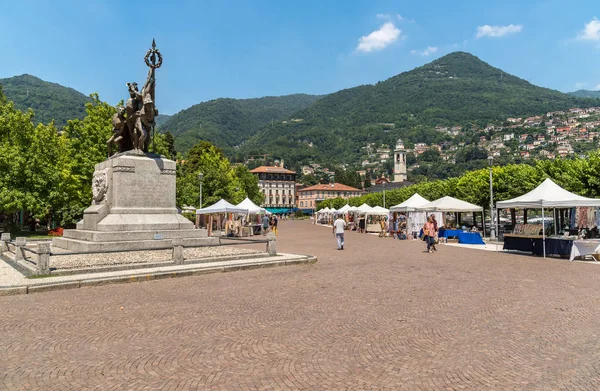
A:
[[240, 52, 600, 167], [569, 90, 600, 99], [158, 94, 321, 152], [0, 74, 90, 126]]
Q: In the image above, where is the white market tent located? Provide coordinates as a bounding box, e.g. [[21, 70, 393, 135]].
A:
[[371, 206, 390, 215], [417, 196, 483, 212], [196, 199, 248, 215], [236, 197, 267, 215], [390, 193, 430, 212], [496, 178, 600, 208], [356, 203, 375, 214], [496, 178, 600, 257], [337, 204, 351, 214]]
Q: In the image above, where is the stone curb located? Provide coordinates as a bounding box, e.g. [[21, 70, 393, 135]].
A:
[[0, 255, 317, 296]]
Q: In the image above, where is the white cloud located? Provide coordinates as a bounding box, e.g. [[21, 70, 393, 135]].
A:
[[396, 14, 405, 21], [356, 22, 401, 53], [575, 82, 589, 89], [595, 84, 600, 91], [411, 46, 439, 56], [577, 17, 600, 41], [376, 13, 390, 20], [476, 24, 522, 38]]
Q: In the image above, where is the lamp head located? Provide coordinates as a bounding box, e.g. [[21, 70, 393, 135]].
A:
[[487, 156, 494, 166], [198, 172, 204, 181]]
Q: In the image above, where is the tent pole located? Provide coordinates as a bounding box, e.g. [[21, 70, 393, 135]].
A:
[[483, 209, 486, 237], [542, 206, 546, 258]]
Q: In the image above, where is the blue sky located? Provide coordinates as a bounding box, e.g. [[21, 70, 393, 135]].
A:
[[1, 0, 599, 115]]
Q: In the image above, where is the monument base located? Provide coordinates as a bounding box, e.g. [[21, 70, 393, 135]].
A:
[[52, 229, 217, 252], [52, 151, 214, 252]]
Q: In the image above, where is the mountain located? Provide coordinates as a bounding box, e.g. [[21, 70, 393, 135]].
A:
[[569, 90, 600, 99], [0, 74, 90, 127], [159, 94, 321, 153], [241, 52, 600, 169], [155, 114, 171, 127]]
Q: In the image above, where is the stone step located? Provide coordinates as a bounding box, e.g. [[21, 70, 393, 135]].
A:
[[63, 229, 208, 242], [52, 237, 219, 253]]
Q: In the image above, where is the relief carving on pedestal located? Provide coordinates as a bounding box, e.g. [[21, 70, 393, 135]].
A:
[[92, 169, 109, 205]]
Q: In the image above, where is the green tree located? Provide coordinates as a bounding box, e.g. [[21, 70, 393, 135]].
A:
[[301, 174, 319, 186], [176, 140, 245, 208], [164, 131, 176, 160], [419, 148, 442, 163], [234, 164, 264, 205], [57, 94, 115, 225]]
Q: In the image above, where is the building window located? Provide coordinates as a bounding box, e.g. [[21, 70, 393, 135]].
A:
[[301, 202, 304, 207]]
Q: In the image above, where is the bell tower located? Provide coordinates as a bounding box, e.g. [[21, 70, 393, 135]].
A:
[[393, 139, 407, 183]]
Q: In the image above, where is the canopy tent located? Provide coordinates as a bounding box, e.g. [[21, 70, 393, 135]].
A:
[[371, 206, 390, 214], [337, 204, 351, 214], [318, 207, 330, 213], [356, 203, 375, 214], [390, 193, 430, 212], [196, 199, 248, 215], [417, 196, 483, 212], [496, 178, 600, 258], [236, 197, 267, 214], [496, 178, 600, 208]]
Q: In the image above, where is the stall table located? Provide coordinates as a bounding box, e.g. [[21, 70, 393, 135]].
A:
[[503, 234, 574, 257], [439, 229, 463, 239], [457, 232, 485, 245], [569, 239, 600, 261]]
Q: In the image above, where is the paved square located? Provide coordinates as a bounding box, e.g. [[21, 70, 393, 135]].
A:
[[2, 220, 600, 390]]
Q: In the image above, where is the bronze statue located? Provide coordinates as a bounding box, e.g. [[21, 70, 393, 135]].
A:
[[108, 39, 162, 156], [107, 106, 128, 156]]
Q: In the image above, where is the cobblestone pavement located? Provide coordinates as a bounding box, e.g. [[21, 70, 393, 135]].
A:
[[3, 220, 600, 390]]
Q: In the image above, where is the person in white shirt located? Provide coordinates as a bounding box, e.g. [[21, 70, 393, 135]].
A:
[[333, 216, 347, 250]]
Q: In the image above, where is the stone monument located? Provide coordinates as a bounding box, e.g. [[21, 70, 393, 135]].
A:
[[53, 41, 215, 252]]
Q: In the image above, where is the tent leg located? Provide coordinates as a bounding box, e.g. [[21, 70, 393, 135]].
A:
[[542, 206, 546, 258]]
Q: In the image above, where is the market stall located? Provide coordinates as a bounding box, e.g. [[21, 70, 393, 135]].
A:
[[196, 199, 249, 237], [390, 193, 430, 239], [417, 196, 484, 245], [353, 203, 374, 233], [496, 178, 600, 258], [316, 207, 331, 225], [236, 197, 267, 236]]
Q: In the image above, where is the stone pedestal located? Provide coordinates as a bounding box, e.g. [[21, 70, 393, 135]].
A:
[[53, 151, 216, 252]]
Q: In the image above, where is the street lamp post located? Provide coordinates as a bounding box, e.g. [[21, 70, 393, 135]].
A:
[[488, 156, 495, 240], [198, 172, 204, 209], [383, 182, 386, 209]]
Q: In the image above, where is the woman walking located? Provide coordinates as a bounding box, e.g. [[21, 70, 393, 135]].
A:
[[423, 216, 436, 253]]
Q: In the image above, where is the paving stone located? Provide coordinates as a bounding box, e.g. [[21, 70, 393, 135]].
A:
[[1, 220, 600, 390]]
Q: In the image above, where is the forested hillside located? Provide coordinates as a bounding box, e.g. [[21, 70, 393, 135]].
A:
[[159, 94, 321, 153], [241, 52, 600, 170], [0, 74, 90, 126], [569, 90, 600, 99]]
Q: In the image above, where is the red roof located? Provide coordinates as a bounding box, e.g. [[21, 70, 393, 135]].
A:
[[250, 166, 296, 174], [298, 183, 362, 192]]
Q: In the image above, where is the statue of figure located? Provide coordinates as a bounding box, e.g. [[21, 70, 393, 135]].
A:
[[106, 107, 128, 157], [125, 82, 146, 151], [107, 39, 162, 156]]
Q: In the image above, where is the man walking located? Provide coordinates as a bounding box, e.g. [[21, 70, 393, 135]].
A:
[[262, 214, 270, 235], [272, 215, 279, 236], [333, 215, 347, 250]]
